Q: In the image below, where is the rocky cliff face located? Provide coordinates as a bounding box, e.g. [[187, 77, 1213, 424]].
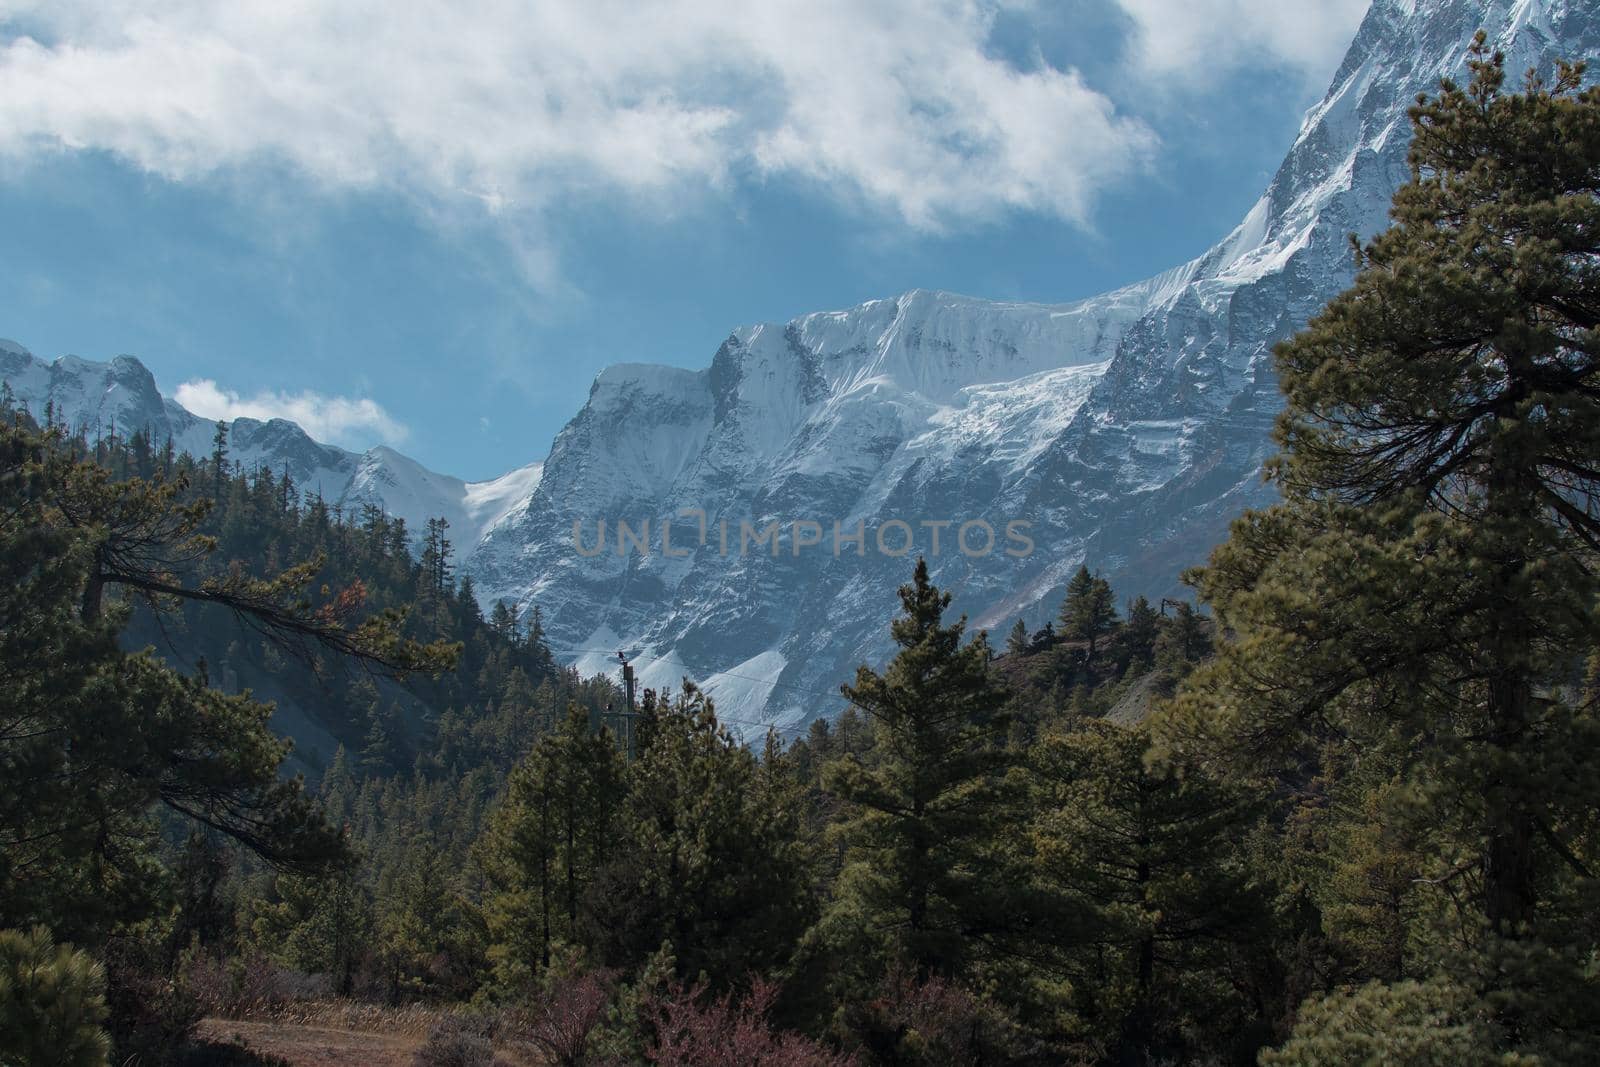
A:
[[7, 0, 1596, 735]]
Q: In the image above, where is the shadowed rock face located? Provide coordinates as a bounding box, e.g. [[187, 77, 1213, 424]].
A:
[[464, 0, 1600, 733], [6, 1, 1596, 736]]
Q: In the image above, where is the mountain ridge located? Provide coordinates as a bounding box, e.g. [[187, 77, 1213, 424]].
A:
[[0, 339, 543, 551], [468, 0, 1599, 732]]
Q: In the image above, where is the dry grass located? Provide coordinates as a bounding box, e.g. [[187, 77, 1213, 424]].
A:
[[200, 1001, 546, 1066], [196, 1018, 423, 1066], [223, 997, 452, 1037]]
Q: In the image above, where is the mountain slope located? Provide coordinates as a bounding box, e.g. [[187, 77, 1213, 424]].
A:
[[466, 0, 1600, 732]]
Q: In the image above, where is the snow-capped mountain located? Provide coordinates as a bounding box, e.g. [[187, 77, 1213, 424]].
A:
[[0, 338, 542, 549], [466, 0, 1600, 732], [6, 0, 1595, 737]]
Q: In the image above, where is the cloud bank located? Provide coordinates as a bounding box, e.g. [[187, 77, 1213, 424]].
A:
[[0, 0, 1162, 232], [0, 1, 1372, 285], [1117, 0, 1370, 84], [175, 378, 408, 448]]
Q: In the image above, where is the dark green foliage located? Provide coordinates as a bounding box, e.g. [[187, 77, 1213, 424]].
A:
[[0, 417, 375, 942], [1123, 595, 1159, 668], [1005, 617, 1029, 657], [1151, 599, 1207, 686], [0, 926, 110, 1067], [479, 703, 625, 988], [1059, 565, 1117, 660], [1027, 721, 1261, 1063], [1162, 40, 1600, 1063], [1261, 979, 1513, 1067], [821, 559, 1012, 982], [584, 684, 815, 991]]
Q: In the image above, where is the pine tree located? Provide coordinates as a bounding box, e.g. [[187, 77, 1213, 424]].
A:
[[376, 842, 458, 1001], [0, 926, 110, 1067], [319, 745, 357, 826], [0, 416, 453, 943], [420, 517, 454, 598], [1124, 595, 1160, 667], [1163, 42, 1600, 1056], [584, 684, 813, 991], [824, 558, 1013, 980], [1152, 600, 1207, 682], [360, 700, 407, 779], [1029, 720, 1261, 1062], [1059, 564, 1116, 659], [1005, 617, 1029, 657], [209, 419, 229, 501], [1262, 978, 1510, 1067], [1277, 38, 1600, 941], [480, 703, 625, 988], [490, 600, 516, 643], [526, 604, 555, 676]]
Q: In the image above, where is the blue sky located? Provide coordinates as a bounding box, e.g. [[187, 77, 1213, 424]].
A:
[[0, 0, 1369, 480]]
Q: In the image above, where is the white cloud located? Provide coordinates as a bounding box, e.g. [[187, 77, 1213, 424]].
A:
[[174, 378, 408, 447], [0, 0, 1157, 240], [1115, 0, 1370, 85]]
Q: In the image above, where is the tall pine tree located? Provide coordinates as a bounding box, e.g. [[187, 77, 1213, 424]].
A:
[[1163, 41, 1600, 1057], [1060, 564, 1117, 660], [823, 558, 1013, 980]]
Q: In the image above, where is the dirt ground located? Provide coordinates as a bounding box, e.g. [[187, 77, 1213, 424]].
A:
[[196, 1018, 422, 1066]]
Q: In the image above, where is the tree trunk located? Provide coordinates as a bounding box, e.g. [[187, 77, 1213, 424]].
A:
[[540, 787, 552, 971], [1484, 670, 1536, 936], [80, 553, 105, 623], [1482, 356, 1540, 941]]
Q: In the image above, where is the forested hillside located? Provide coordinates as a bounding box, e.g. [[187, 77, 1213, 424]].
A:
[[2, 41, 1599, 1067]]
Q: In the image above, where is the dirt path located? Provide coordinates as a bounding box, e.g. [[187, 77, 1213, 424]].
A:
[[197, 1018, 422, 1066]]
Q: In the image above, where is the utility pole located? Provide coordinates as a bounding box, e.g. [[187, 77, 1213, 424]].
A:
[[608, 651, 640, 761], [620, 650, 637, 715]]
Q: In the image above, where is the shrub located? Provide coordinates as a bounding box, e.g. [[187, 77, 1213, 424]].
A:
[[182, 950, 329, 1019], [103, 941, 205, 1067], [412, 1016, 509, 1067], [1261, 978, 1517, 1067], [840, 970, 1019, 1067], [645, 977, 855, 1067], [0, 925, 111, 1067], [508, 964, 615, 1067]]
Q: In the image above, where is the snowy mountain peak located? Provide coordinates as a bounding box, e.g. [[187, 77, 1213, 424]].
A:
[[466, 0, 1600, 733]]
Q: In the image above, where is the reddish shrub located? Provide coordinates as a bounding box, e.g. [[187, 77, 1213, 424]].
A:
[[645, 977, 855, 1067], [520, 969, 616, 1066], [181, 950, 329, 1018], [843, 970, 1019, 1066]]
